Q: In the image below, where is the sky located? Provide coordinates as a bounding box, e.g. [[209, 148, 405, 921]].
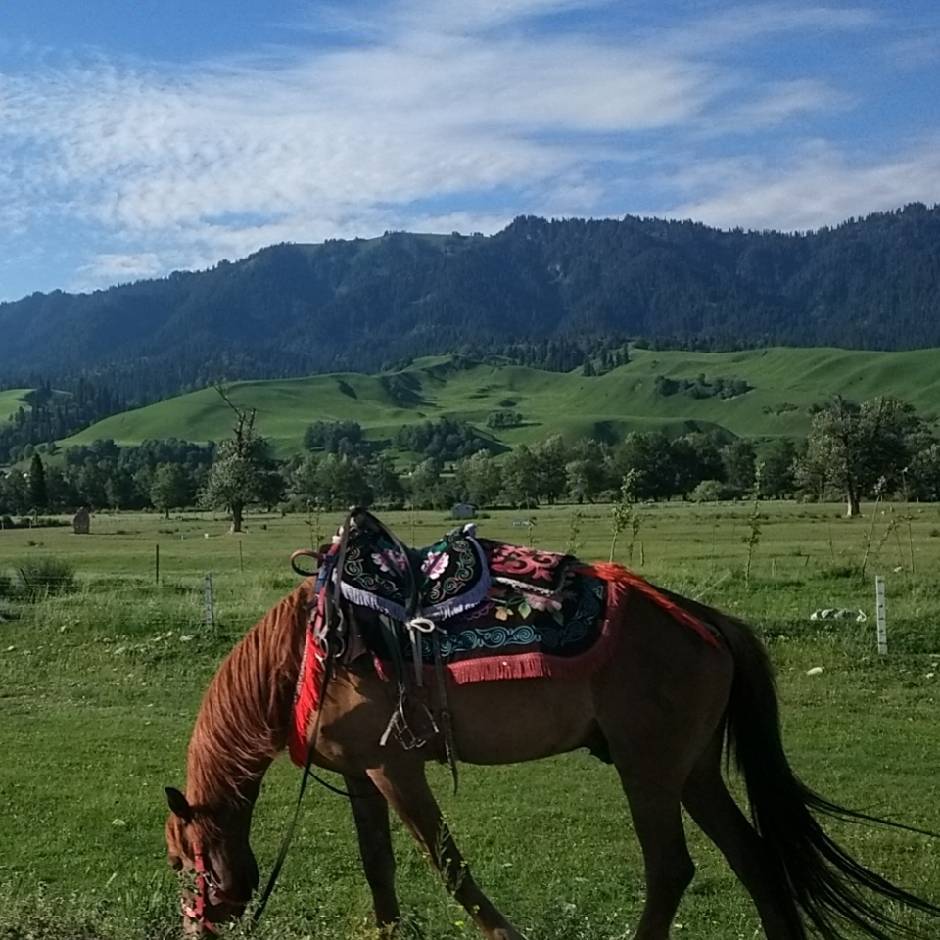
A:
[[1, 1, 939, 301]]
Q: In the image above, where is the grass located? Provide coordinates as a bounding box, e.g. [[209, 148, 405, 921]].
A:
[[0, 388, 31, 425], [2, 501, 940, 938], [60, 346, 940, 456]]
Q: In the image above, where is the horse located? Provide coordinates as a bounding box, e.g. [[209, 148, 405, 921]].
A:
[[164, 543, 939, 940]]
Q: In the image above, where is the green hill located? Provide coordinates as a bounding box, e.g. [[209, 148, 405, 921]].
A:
[[0, 389, 30, 425], [61, 348, 940, 457]]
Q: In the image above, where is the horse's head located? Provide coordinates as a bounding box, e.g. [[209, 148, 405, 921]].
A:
[[164, 786, 259, 936]]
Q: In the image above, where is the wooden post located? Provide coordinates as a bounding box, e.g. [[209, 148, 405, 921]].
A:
[[155, 544, 160, 585], [875, 575, 887, 656]]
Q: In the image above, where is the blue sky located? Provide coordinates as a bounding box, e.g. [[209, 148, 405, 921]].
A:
[[1, 1, 939, 301]]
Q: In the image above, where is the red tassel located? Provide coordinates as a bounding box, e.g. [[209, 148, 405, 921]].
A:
[[288, 628, 324, 767]]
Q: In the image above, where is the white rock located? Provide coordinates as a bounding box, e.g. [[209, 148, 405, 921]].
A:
[[806, 666, 824, 676]]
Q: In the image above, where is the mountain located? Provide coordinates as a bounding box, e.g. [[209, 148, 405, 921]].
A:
[[60, 348, 940, 458], [3, 204, 940, 400]]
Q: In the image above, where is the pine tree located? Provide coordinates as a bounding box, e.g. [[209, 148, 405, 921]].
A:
[[28, 453, 47, 510]]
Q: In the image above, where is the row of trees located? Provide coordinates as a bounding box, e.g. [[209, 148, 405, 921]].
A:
[[1, 440, 215, 518], [3, 396, 938, 524], [0, 379, 126, 464]]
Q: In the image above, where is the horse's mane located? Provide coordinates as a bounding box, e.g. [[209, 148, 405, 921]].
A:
[[186, 582, 313, 808]]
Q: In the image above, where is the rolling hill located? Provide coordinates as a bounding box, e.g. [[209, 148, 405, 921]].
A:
[[3, 204, 940, 401], [61, 347, 940, 457], [0, 389, 30, 424]]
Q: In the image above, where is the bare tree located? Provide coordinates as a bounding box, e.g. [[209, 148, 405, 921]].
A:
[[203, 387, 269, 532]]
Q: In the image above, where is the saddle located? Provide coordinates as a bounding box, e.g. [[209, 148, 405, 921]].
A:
[[292, 509, 610, 781]]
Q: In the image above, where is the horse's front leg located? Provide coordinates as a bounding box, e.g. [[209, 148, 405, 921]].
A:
[[367, 762, 526, 940], [344, 774, 401, 932]]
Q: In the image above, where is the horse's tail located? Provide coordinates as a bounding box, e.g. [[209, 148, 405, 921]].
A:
[[715, 610, 940, 939]]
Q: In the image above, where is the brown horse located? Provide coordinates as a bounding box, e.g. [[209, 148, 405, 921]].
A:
[[164, 564, 939, 939]]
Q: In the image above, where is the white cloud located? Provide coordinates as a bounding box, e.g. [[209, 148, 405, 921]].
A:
[[667, 141, 940, 231], [1, 0, 932, 295], [722, 79, 851, 128], [654, 3, 877, 54], [0, 11, 728, 284]]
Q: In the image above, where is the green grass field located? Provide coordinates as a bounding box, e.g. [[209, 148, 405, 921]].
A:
[[61, 347, 940, 456], [2, 501, 940, 939], [0, 388, 30, 424]]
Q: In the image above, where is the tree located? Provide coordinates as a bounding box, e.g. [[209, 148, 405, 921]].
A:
[[151, 463, 192, 518], [760, 439, 798, 498], [314, 454, 372, 509], [28, 454, 47, 510], [614, 432, 676, 500], [406, 459, 458, 510], [0, 469, 28, 514], [500, 446, 541, 506], [533, 435, 569, 503], [799, 396, 923, 517], [907, 443, 940, 501], [365, 455, 404, 506], [104, 470, 138, 510], [721, 440, 757, 496], [670, 433, 724, 497], [455, 451, 502, 507], [203, 390, 272, 532]]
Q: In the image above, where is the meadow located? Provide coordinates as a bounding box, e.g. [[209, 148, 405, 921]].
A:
[[1, 500, 939, 939], [60, 347, 940, 456], [0, 389, 30, 425]]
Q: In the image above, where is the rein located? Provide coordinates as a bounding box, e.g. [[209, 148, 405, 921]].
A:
[[250, 508, 460, 928], [251, 508, 361, 928], [251, 655, 335, 928]]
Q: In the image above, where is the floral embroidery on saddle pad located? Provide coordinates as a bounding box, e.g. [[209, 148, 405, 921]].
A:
[[339, 526, 491, 622], [479, 539, 577, 595], [403, 569, 608, 671]]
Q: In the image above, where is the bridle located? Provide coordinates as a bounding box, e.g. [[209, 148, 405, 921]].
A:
[[180, 840, 219, 935]]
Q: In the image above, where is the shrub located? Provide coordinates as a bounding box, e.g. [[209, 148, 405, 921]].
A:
[[690, 480, 733, 502], [12, 557, 77, 599]]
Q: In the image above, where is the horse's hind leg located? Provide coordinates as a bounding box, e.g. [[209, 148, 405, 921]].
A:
[[367, 762, 525, 940], [345, 774, 401, 932], [592, 593, 734, 939], [681, 741, 803, 940], [614, 766, 695, 939], [596, 693, 699, 938]]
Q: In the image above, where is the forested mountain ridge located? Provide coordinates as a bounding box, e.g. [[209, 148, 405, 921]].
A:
[[2, 203, 939, 400]]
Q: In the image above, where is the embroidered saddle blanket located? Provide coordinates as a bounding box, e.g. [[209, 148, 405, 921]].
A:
[[326, 521, 612, 676], [288, 513, 720, 765]]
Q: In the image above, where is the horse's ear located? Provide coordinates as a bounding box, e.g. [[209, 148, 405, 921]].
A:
[[165, 786, 193, 822]]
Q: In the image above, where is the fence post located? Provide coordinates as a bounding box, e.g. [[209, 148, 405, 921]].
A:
[[203, 574, 215, 630], [155, 544, 160, 585], [874, 575, 887, 655]]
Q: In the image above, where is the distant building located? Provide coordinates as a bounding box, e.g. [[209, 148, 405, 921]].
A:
[[450, 502, 477, 520], [72, 507, 91, 535]]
